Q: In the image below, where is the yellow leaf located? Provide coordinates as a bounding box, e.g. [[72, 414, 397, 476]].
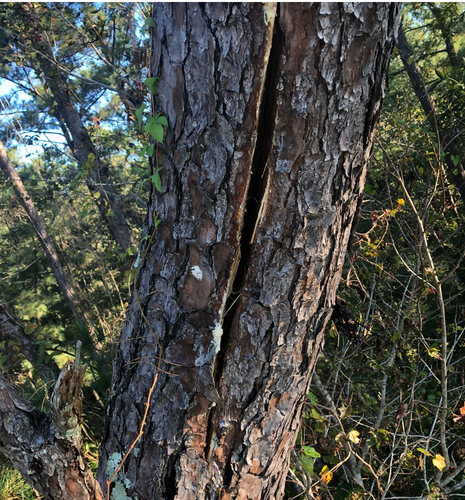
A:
[[348, 430, 360, 444], [417, 448, 432, 457], [432, 454, 446, 471], [420, 455, 424, 471], [320, 465, 333, 484]]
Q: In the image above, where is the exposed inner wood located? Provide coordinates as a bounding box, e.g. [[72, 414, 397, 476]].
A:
[[204, 6, 284, 463]]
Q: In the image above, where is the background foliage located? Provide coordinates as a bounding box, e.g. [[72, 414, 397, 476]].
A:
[[290, 4, 465, 500]]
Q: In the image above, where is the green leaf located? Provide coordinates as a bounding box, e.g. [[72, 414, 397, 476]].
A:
[[154, 115, 168, 127], [307, 391, 319, 405], [364, 183, 376, 196], [25, 323, 38, 335], [299, 454, 315, 476], [136, 103, 146, 132], [310, 408, 326, 422], [141, 144, 154, 157], [147, 122, 164, 143], [451, 155, 460, 166], [144, 17, 156, 28], [144, 77, 159, 95], [302, 446, 321, 458], [151, 172, 162, 192]]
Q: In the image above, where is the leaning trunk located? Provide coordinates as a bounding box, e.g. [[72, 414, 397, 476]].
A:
[[396, 26, 465, 203], [98, 4, 400, 499], [0, 139, 90, 328]]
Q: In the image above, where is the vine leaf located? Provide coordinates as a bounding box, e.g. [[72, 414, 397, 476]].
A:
[[144, 77, 159, 96], [145, 114, 167, 143], [151, 168, 163, 193], [136, 104, 145, 133], [417, 448, 432, 457], [141, 145, 154, 157], [299, 454, 315, 476], [141, 17, 156, 35]]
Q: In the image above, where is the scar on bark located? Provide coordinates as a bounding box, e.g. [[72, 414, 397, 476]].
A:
[[204, 5, 284, 462]]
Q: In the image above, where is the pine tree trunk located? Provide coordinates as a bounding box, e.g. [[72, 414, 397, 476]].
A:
[[396, 26, 465, 204], [17, 3, 136, 253], [0, 139, 90, 328], [98, 4, 400, 499]]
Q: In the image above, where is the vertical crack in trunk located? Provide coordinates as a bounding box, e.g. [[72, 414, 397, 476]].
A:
[[204, 4, 284, 462]]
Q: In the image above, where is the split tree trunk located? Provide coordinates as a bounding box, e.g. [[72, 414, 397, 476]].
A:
[[16, 3, 136, 253], [98, 4, 400, 500], [0, 358, 103, 500]]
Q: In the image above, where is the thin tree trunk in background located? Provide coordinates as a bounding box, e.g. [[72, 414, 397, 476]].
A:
[[428, 4, 461, 68], [17, 2, 136, 253], [98, 4, 400, 499], [396, 26, 465, 203], [0, 139, 90, 328]]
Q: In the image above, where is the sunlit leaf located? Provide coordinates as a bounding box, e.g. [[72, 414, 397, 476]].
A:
[[432, 454, 446, 471], [453, 402, 465, 423], [417, 448, 432, 457], [348, 430, 360, 444], [301, 446, 321, 459], [320, 465, 333, 484]]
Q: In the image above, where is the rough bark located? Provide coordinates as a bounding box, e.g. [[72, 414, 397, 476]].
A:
[[16, 3, 136, 253], [98, 4, 400, 500], [0, 138, 90, 328], [396, 26, 465, 204], [0, 296, 59, 382], [0, 359, 103, 500]]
